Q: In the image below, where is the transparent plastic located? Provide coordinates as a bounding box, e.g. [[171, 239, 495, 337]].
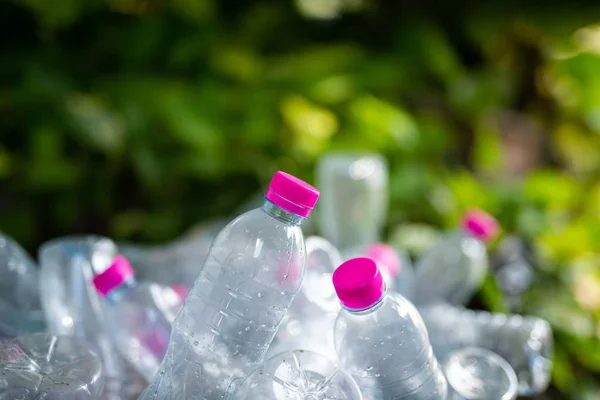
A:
[[444, 347, 517, 400], [266, 236, 341, 360], [231, 350, 362, 400], [38, 237, 146, 400], [419, 303, 553, 396], [0, 333, 104, 399], [334, 291, 447, 400], [102, 279, 181, 381], [139, 200, 307, 399], [316, 153, 388, 250], [413, 232, 488, 306], [0, 234, 45, 337]]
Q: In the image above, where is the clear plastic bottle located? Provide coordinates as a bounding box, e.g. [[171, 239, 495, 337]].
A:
[[343, 243, 415, 301], [38, 236, 146, 400], [139, 171, 320, 399], [444, 347, 517, 400], [333, 258, 447, 400], [0, 333, 104, 399], [266, 236, 341, 360], [412, 210, 499, 306], [0, 234, 45, 337], [419, 303, 553, 396], [92, 254, 181, 381], [231, 350, 362, 400], [316, 152, 388, 250]]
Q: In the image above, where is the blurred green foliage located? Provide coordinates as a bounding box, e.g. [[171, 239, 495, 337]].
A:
[[2, 0, 600, 397]]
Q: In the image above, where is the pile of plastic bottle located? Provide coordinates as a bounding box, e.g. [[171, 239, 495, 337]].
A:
[[0, 152, 553, 400]]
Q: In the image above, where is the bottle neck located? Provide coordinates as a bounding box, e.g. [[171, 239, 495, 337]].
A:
[[105, 277, 137, 305], [261, 199, 304, 226], [343, 290, 387, 315]]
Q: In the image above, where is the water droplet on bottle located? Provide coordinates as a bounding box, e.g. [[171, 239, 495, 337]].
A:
[[237, 331, 242, 335], [245, 326, 251, 332], [366, 366, 373, 371], [257, 292, 264, 298], [194, 341, 199, 346], [375, 373, 380, 378], [280, 291, 287, 296]]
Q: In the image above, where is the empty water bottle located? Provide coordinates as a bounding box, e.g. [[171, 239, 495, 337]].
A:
[[139, 171, 320, 399], [412, 210, 499, 306], [316, 152, 388, 250], [92, 254, 181, 381], [419, 303, 553, 396], [0, 333, 104, 399], [444, 347, 517, 400], [0, 234, 45, 337], [267, 236, 341, 360], [231, 350, 362, 399], [333, 258, 447, 400], [343, 243, 415, 301], [38, 236, 146, 400]]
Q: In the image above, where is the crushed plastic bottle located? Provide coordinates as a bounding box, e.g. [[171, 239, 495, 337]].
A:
[[419, 303, 553, 396], [38, 236, 146, 400], [0, 333, 104, 399], [333, 258, 447, 400], [343, 243, 415, 301], [316, 152, 388, 250], [0, 234, 45, 337], [231, 350, 362, 400], [444, 347, 517, 400], [92, 254, 181, 381], [412, 210, 499, 306], [266, 236, 341, 360], [139, 171, 320, 399]]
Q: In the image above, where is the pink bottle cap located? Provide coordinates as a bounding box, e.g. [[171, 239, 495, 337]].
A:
[[366, 244, 401, 278], [332, 257, 385, 310], [92, 254, 135, 297], [462, 209, 500, 242], [265, 171, 320, 218]]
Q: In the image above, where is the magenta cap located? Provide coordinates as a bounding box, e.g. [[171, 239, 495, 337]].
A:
[[92, 254, 135, 296], [333, 257, 385, 310], [265, 171, 320, 218], [462, 209, 500, 242], [366, 244, 401, 278]]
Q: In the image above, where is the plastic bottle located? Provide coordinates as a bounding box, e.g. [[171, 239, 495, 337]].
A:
[[139, 171, 320, 399], [0, 234, 45, 337], [333, 258, 447, 400], [92, 254, 181, 381], [419, 303, 553, 396], [231, 350, 362, 400], [444, 347, 517, 400], [38, 236, 146, 400], [316, 152, 388, 250], [412, 210, 499, 306], [0, 333, 104, 399], [266, 236, 341, 360], [343, 243, 415, 301]]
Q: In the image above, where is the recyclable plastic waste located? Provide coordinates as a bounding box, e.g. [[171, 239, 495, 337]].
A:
[[333, 257, 447, 400], [139, 171, 320, 399], [0, 233, 45, 337], [316, 153, 388, 250], [420, 303, 553, 396], [444, 347, 517, 400], [38, 236, 146, 400], [93, 255, 181, 381], [266, 236, 341, 360], [0, 333, 104, 399], [231, 350, 362, 400], [412, 210, 499, 306]]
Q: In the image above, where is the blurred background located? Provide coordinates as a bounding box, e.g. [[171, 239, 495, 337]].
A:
[[1, 0, 600, 397]]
